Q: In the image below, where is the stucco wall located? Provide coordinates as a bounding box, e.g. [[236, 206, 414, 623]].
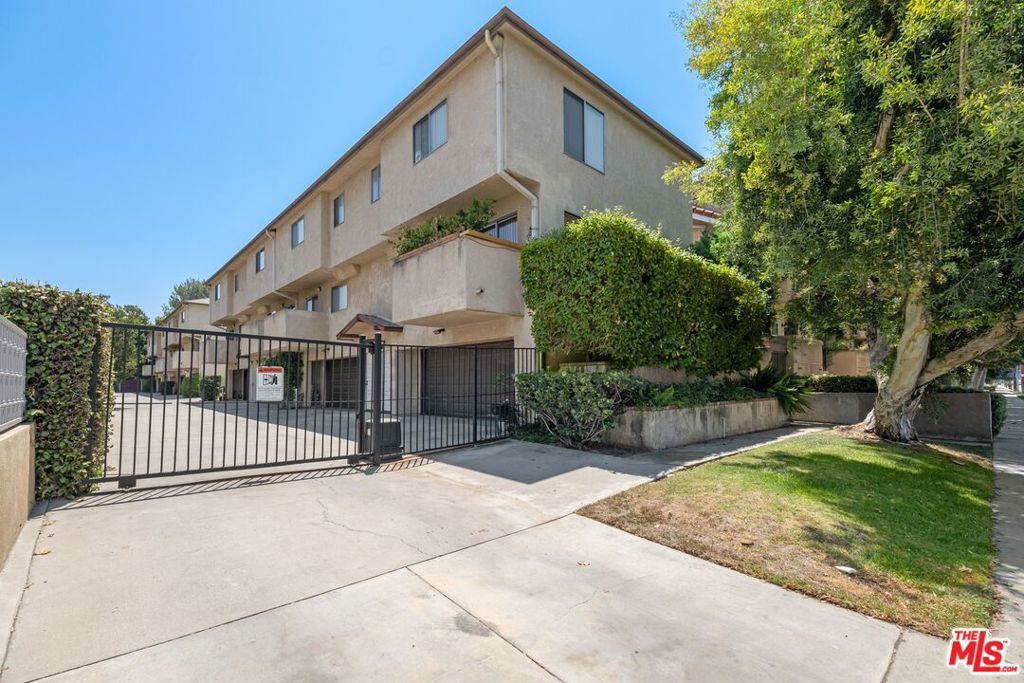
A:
[[793, 392, 994, 442], [605, 398, 787, 450], [0, 424, 34, 570], [503, 27, 694, 243]]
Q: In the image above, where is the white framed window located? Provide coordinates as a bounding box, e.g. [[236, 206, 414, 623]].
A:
[[481, 214, 518, 243], [256, 248, 266, 272], [331, 284, 348, 312], [370, 166, 381, 203], [291, 217, 304, 248], [304, 295, 318, 312], [413, 100, 448, 163], [563, 89, 605, 172], [214, 283, 222, 301], [333, 193, 345, 226]]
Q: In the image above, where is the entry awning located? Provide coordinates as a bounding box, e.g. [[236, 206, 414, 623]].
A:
[[336, 313, 404, 339]]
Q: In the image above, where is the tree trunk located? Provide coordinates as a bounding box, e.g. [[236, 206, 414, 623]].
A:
[[865, 388, 925, 442], [859, 286, 932, 442], [969, 366, 988, 390]]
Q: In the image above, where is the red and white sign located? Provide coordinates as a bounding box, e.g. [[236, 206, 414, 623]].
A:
[[255, 366, 284, 402], [947, 628, 1019, 675]]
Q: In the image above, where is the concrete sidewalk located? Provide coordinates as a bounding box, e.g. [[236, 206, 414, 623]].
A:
[[0, 425, 1000, 682]]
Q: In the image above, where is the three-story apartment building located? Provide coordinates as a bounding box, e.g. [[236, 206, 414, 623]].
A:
[[143, 298, 228, 394], [205, 8, 701, 408]]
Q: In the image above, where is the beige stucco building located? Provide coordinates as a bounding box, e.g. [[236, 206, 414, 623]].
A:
[[143, 299, 229, 394], [204, 8, 700, 406]]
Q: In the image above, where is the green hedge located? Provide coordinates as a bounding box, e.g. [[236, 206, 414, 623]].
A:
[[179, 375, 223, 400], [804, 374, 878, 392], [992, 394, 1007, 436], [520, 209, 769, 375], [514, 371, 648, 447], [0, 281, 111, 498]]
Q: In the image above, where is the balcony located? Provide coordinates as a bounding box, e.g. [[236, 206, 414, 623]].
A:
[[391, 230, 524, 327], [261, 309, 329, 342]]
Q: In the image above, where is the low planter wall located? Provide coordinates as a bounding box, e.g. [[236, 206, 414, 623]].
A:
[[0, 424, 34, 569], [604, 397, 787, 451], [793, 392, 993, 442]]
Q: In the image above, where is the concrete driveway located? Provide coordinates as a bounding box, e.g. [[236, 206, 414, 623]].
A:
[[0, 435, 942, 682]]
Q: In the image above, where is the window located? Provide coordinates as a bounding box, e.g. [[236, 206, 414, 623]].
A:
[[370, 165, 381, 203], [180, 311, 186, 324], [481, 214, 518, 242], [413, 100, 448, 163], [214, 283, 222, 301], [233, 273, 240, 292], [256, 248, 266, 272], [333, 193, 345, 226], [331, 284, 348, 312], [291, 217, 304, 248], [564, 211, 581, 226], [563, 89, 605, 171], [304, 295, 318, 312]]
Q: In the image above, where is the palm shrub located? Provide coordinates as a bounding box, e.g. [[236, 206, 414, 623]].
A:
[[741, 366, 811, 415]]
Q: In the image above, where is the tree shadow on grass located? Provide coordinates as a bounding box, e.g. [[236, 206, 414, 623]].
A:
[[716, 440, 994, 590]]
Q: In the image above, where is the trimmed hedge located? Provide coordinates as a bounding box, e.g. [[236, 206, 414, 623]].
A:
[[0, 281, 111, 498], [520, 209, 769, 375], [514, 371, 648, 447], [992, 393, 1007, 436], [179, 375, 223, 400]]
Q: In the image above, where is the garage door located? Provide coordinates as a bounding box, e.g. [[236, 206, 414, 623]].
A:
[[310, 358, 361, 408], [422, 340, 514, 417]]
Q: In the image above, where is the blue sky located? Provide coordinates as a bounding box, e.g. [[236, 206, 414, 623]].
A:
[[0, 1, 711, 319]]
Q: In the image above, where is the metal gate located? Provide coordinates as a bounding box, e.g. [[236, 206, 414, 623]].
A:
[[87, 323, 538, 488]]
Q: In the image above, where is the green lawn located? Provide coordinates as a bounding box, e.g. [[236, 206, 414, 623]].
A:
[[581, 432, 995, 635]]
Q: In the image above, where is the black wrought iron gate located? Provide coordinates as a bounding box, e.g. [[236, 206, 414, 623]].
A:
[[86, 322, 537, 488]]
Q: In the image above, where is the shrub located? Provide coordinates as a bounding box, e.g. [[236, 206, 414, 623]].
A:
[[992, 394, 1007, 436], [393, 198, 495, 255], [0, 281, 111, 498], [178, 375, 223, 400], [515, 371, 640, 448], [520, 208, 769, 375], [804, 374, 878, 392], [650, 380, 762, 407]]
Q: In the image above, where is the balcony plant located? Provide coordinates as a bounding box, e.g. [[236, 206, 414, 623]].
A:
[[393, 198, 495, 256]]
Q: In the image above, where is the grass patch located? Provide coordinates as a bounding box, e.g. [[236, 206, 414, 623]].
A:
[[580, 432, 995, 635]]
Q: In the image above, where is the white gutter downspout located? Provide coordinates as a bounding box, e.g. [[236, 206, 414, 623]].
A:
[[486, 29, 539, 239]]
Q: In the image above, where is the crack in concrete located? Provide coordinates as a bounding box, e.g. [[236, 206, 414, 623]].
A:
[[313, 496, 431, 558]]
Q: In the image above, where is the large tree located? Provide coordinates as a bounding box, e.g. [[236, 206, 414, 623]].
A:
[[674, 0, 1024, 440], [162, 278, 208, 316]]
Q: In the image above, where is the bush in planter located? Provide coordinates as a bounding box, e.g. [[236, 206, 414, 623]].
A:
[[740, 366, 811, 415], [520, 209, 769, 375], [393, 198, 496, 255], [514, 371, 647, 448]]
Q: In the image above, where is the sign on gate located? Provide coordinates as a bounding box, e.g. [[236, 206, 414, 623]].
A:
[[255, 366, 285, 402]]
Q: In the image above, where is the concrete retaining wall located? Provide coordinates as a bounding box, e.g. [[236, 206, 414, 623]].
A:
[[604, 398, 787, 451], [0, 424, 34, 569], [793, 392, 993, 442]]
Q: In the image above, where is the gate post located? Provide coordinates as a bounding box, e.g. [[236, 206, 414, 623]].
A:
[[472, 346, 479, 443], [370, 333, 384, 467], [84, 330, 103, 470], [351, 335, 367, 464]]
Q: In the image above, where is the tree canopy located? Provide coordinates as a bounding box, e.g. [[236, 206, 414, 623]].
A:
[[162, 278, 208, 316], [673, 0, 1024, 439]]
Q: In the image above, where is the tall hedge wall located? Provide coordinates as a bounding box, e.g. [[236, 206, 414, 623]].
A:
[[520, 209, 770, 375], [0, 281, 111, 498]]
